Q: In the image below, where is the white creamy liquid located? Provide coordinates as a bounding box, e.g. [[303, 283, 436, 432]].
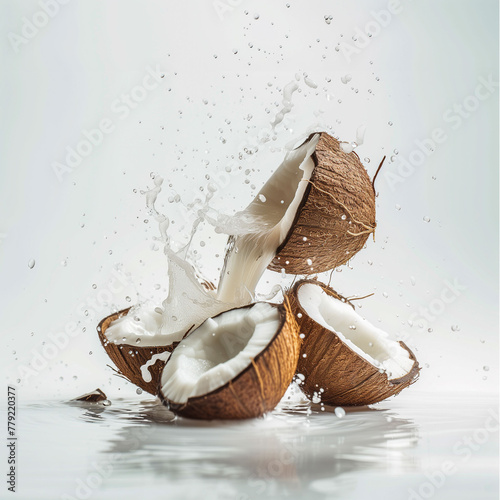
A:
[[105, 76, 319, 349]]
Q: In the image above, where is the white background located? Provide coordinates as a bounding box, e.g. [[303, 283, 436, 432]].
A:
[[1, 0, 498, 401]]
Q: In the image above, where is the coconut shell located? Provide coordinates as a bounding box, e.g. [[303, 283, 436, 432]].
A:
[[158, 302, 301, 420], [97, 308, 177, 395], [269, 132, 376, 274], [287, 280, 419, 406]]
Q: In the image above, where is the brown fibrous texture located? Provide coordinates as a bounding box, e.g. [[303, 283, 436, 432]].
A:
[[97, 308, 177, 395], [159, 302, 301, 420], [269, 132, 376, 275], [287, 280, 420, 406]]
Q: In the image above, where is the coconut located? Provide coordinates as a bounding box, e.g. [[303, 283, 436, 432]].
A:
[[287, 280, 419, 406], [217, 132, 376, 304], [158, 302, 300, 420], [97, 308, 177, 395]]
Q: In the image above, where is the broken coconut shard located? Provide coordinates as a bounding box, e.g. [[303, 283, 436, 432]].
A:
[[158, 302, 300, 420], [217, 132, 376, 304], [287, 280, 420, 406]]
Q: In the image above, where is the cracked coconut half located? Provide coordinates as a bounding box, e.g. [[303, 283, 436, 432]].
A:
[[217, 132, 376, 304], [287, 280, 419, 406], [158, 302, 300, 419]]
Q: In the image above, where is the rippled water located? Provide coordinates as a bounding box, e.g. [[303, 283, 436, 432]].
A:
[[7, 392, 498, 500]]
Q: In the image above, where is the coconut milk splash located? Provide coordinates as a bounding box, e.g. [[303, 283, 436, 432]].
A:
[[105, 177, 236, 348], [105, 75, 322, 347]]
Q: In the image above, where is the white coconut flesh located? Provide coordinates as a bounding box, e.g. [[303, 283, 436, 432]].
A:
[[297, 283, 414, 380], [217, 134, 320, 304], [160, 302, 280, 404]]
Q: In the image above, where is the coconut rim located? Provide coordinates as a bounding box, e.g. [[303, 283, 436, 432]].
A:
[[158, 301, 291, 411], [272, 133, 374, 261], [98, 307, 132, 339], [290, 279, 419, 386]]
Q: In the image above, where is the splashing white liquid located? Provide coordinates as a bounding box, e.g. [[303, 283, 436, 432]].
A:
[[106, 177, 235, 347], [140, 351, 172, 383], [105, 79, 319, 348]]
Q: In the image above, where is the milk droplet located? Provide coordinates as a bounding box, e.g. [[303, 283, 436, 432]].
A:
[[340, 142, 353, 153], [28, 259, 35, 269], [410, 276, 416, 286], [356, 125, 366, 145], [136, 388, 143, 394], [483, 366, 490, 371], [306, 258, 313, 266], [334, 407, 346, 418], [395, 204, 401, 211], [259, 194, 267, 202], [340, 74, 352, 84], [451, 325, 460, 332], [304, 76, 318, 89], [423, 216, 431, 223]]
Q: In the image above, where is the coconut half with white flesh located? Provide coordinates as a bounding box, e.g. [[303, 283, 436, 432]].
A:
[[217, 132, 376, 304], [97, 308, 177, 395], [287, 280, 419, 406], [158, 302, 300, 420]]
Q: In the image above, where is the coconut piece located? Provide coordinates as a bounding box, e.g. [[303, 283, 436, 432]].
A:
[[287, 280, 419, 406], [97, 308, 177, 395], [271, 133, 376, 274], [217, 132, 375, 304], [158, 302, 300, 420], [72, 388, 107, 402]]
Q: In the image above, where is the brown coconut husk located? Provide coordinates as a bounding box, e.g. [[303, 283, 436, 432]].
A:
[[97, 308, 177, 395], [269, 133, 376, 274], [287, 280, 420, 406], [158, 302, 301, 420]]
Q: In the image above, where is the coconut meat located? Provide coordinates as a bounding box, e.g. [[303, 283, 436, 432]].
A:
[[216, 134, 320, 304], [297, 283, 414, 380], [160, 302, 280, 404]]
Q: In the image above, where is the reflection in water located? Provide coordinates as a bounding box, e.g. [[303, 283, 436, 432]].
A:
[[80, 397, 419, 500], [15, 393, 498, 500]]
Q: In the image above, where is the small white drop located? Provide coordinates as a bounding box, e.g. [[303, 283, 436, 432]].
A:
[[334, 407, 346, 418]]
